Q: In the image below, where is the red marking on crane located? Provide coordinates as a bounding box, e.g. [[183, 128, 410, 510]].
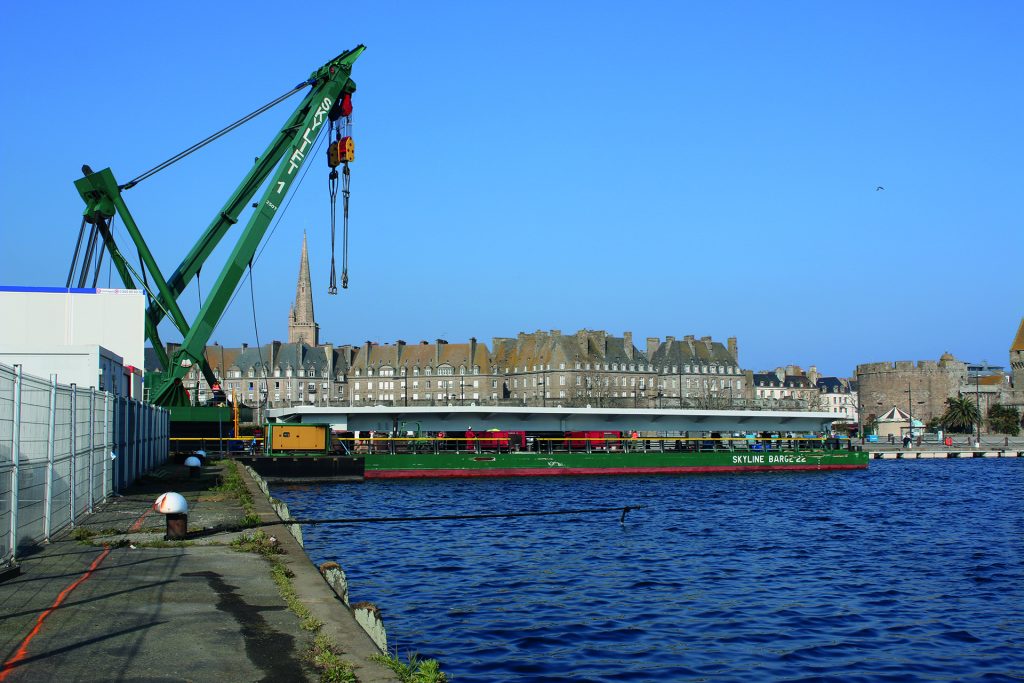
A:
[[0, 546, 112, 680]]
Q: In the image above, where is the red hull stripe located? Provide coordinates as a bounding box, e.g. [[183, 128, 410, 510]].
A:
[[365, 464, 865, 479]]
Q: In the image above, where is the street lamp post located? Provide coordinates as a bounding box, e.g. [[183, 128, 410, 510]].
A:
[[975, 372, 981, 446], [907, 383, 913, 441]]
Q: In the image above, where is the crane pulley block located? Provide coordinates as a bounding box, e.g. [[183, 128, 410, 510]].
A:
[[328, 136, 355, 167], [329, 92, 353, 121]]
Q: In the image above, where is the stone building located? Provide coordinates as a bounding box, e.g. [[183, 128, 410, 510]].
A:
[[491, 329, 656, 406], [646, 335, 743, 407], [750, 366, 818, 410], [814, 376, 859, 424], [348, 338, 495, 405], [227, 341, 352, 407], [856, 354, 968, 428], [486, 329, 745, 408]]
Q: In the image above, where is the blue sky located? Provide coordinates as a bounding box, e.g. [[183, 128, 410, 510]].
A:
[[2, 2, 1021, 377]]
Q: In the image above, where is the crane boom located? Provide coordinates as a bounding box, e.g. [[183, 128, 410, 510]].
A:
[[73, 45, 365, 407]]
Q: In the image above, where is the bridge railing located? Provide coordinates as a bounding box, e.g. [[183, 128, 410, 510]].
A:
[[330, 436, 853, 456]]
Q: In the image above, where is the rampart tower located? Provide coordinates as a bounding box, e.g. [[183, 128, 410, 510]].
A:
[[856, 354, 968, 425]]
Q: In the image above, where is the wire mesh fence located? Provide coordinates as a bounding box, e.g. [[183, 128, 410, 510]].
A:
[[0, 362, 169, 566]]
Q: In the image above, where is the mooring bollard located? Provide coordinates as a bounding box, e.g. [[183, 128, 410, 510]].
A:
[[184, 455, 202, 478], [154, 492, 189, 540]]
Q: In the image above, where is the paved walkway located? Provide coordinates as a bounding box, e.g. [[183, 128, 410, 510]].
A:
[[0, 462, 395, 682]]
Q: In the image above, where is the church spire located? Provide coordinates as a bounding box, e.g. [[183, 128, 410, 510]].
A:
[[288, 232, 319, 346]]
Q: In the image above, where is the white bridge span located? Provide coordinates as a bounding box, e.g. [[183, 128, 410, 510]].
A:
[[266, 405, 839, 435]]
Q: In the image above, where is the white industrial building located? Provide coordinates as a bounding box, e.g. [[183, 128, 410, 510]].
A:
[[0, 287, 145, 398]]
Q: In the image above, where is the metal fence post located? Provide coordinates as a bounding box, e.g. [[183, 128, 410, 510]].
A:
[[70, 383, 77, 526], [140, 401, 146, 474], [44, 374, 57, 542], [88, 389, 95, 513], [102, 392, 109, 501], [118, 396, 126, 492], [10, 365, 23, 562], [139, 403, 145, 474], [135, 400, 142, 476]]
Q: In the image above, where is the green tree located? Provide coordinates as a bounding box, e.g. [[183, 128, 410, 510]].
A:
[[940, 396, 980, 433], [987, 403, 1021, 436], [863, 414, 879, 435]]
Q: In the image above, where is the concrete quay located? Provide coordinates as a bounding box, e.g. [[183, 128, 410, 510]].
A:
[[866, 447, 1024, 460], [0, 462, 397, 682]]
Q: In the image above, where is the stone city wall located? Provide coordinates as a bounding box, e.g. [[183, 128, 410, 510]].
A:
[[856, 358, 968, 424]]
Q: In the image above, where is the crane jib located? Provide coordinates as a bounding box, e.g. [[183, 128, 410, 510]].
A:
[[287, 96, 335, 176]]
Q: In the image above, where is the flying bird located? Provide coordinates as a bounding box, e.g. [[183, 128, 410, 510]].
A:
[[876, 186, 885, 191]]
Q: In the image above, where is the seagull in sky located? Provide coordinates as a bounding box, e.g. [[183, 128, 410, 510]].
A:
[[876, 186, 885, 191]]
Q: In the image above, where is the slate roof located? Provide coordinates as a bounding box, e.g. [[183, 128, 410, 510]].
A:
[[648, 338, 737, 369], [490, 330, 648, 371], [754, 373, 814, 389], [816, 377, 853, 393], [352, 340, 492, 374], [230, 342, 351, 379]]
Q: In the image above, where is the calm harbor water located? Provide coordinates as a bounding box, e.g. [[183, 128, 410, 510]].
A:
[[274, 459, 1024, 682]]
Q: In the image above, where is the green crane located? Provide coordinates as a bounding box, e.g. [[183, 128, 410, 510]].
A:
[[69, 45, 365, 408]]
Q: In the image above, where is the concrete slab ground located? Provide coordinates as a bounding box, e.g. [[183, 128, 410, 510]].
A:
[[0, 462, 397, 682]]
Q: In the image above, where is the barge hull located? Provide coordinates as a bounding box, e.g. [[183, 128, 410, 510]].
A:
[[364, 450, 868, 479], [366, 463, 866, 479]]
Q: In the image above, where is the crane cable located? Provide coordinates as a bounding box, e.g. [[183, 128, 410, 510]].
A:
[[327, 109, 352, 294], [341, 161, 350, 290], [328, 165, 339, 294], [119, 80, 313, 191], [219, 124, 329, 326]]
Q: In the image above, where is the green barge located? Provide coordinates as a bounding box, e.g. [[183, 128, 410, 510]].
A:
[[243, 425, 868, 479]]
